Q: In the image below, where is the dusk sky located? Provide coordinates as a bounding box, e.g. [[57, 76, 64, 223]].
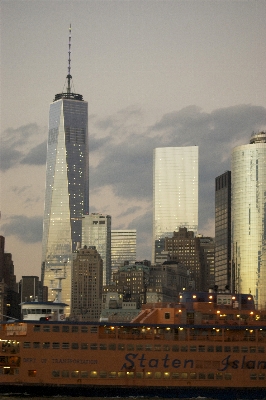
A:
[[1, 0, 266, 280]]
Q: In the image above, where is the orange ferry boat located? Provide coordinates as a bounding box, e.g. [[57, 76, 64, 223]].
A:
[[0, 291, 266, 398]]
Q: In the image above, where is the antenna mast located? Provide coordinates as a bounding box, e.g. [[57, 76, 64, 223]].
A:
[[67, 24, 72, 94]]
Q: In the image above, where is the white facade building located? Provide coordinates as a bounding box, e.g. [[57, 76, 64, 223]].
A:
[[232, 131, 266, 309], [111, 230, 136, 275], [153, 147, 198, 263]]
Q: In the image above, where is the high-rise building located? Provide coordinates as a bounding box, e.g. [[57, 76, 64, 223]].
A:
[[215, 171, 231, 290], [111, 230, 136, 275], [82, 213, 111, 285], [71, 246, 103, 321], [42, 27, 89, 314], [153, 147, 198, 263], [232, 131, 266, 309]]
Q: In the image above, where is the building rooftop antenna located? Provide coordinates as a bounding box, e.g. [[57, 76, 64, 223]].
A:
[[67, 24, 72, 94]]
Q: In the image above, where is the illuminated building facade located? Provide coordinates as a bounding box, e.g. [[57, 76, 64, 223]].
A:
[[111, 230, 136, 275], [153, 147, 198, 263], [232, 131, 266, 308]]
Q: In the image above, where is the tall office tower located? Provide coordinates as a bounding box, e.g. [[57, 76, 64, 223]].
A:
[[111, 230, 136, 275], [42, 26, 89, 314], [153, 147, 198, 263], [215, 171, 231, 290], [71, 246, 103, 321], [232, 131, 266, 309], [82, 213, 111, 285]]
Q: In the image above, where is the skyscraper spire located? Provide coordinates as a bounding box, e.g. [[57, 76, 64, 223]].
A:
[[54, 24, 83, 102], [67, 24, 72, 94]]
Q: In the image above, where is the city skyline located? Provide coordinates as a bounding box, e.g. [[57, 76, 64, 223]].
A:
[[1, 1, 266, 279]]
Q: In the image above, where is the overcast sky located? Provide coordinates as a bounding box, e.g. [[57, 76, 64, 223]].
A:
[[1, 0, 266, 280]]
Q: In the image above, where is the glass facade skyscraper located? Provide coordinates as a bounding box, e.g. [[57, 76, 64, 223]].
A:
[[215, 171, 231, 290], [111, 230, 136, 275], [153, 147, 198, 263], [82, 214, 111, 285], [232, 131, 266, 308], [41, 30, 89, 313]]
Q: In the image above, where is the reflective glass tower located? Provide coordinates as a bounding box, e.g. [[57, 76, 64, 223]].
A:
[[41, 26, 89, 314], [232, 131, 266, 309], [111, 230, 136, 275], [153, 147, 198, 263]]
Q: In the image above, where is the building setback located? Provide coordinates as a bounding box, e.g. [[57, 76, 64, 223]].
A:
[[215, 171, 231, 290], [71, 246, 103, 321], [153, 147, 198, 264], [42, 27, 89, 315], [232, 131, 266, 308]]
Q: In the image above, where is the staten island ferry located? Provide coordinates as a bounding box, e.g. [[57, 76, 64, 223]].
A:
[[0, 291, 266, 399]]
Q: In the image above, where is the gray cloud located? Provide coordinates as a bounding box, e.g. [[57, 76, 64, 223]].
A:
[[0, 147, 23, 171], [128, 210, 153, 260], [1, 215, 43, 243], [117, 206, 142, 218], [21, 141, 47, 165]]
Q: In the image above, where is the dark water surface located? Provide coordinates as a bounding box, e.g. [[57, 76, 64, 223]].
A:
[[0, 396, 263, 400]]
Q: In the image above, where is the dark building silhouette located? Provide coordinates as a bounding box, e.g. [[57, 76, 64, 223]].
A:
[[215, 171, 231, 291]]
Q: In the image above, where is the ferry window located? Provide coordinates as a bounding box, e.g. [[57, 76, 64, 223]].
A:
[[165, 312, 170, 319], [154, 372, 161, 378], [199, 345, 205, 352], [224, 346, 231, 352], [190, 373, 196, 379], [180, 373, 187, 379], [190, 346, 197, 352], [216, 346, 222, 352], [43, 342, 50, 349], [199, 373, 206, 379], [47, 309, 51, 313], [36, 309, 41, 314], [53, 326, 60, 332], [90, 326, 98, 333], [154, 344, 161, 351], [258, 373, 265, 380], [172, 372, 179, 379], [52, 370, 60, 377], [216, 373, 223, 380], [172, 345, 179, 352], [127, 344, 134, 351], [109, 371, 116, 378], [100, 344, 107, 350], [233, 346, 239, 352], [145, 344, 152, 351], [43, 326, 50, 332], [163, 372, 170, 379], [33, 325, 41, 332], [181, 346, 188, 352], [52, 342, 60, 349], [118, 372, 125, 378], [72, 326, 79, 333], [72, 343, 79, 349], [207, 373, 214, 379], [81, 371, 88, 378], [136, 372, 143, 378], [241, 347, 248, 353], [81, 343, 88, 350], [61, 370, 69, 377], [62, 343, 69, 349], [250, 347, 256, 353], [23, 342, 31, 348], [90, 371, 97, 378], [258, 347, 265, 353], [118, 344, 125, 350], [109, 344, 116, 350], [163, 345, 170, 351], [224, 373, 232, 380], [99, 371, 107, 378], [126, 371, 134, 378], [71, 371, 79, 378], [59, 309, 63, 314], [136, 344, 143, 351], [250, 373, 257, 380], [90, 343, 97, 350], [145, 371, 152, 379], [62, 326, 69, 333], [33, 342, 40, 349], [28, 370, 36, 377], [81, 326, 88, 333]]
